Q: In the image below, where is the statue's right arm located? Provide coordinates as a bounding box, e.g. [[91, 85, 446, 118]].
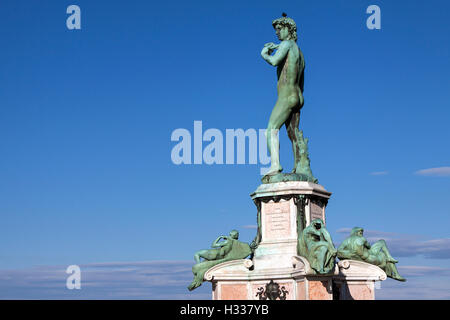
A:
[[261, 41, 290, 66], [211, 236, 228, 248]]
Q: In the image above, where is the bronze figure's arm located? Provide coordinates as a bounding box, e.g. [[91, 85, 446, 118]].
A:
[[211, 236, 228, 248], [261, 41, 289, 67]]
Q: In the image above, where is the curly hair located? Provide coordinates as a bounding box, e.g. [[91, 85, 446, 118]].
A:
[[272, 16, 298, 41]]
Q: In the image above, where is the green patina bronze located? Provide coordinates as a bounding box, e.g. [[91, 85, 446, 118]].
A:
[[249, 200, 262, 251], [188, 230, 252, 291], [261, 14, 317, 184], [337, 227, 406, 281], [298, 218, 337, 274]]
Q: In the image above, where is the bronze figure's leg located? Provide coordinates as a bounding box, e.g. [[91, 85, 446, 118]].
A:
[[266, 99, 294, 176], [370, 240, 405, 281], [370, 240, 398, 263], [285, 109, 300, 173], [194, 249, 219, 264]]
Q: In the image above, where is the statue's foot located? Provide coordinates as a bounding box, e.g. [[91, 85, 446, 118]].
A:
[[187, 281, 201, 291], [264, 165, 282, 176], [392, 275, 406, 282]]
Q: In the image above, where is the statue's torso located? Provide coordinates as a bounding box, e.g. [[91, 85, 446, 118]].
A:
[[276, 40, 302, 94]]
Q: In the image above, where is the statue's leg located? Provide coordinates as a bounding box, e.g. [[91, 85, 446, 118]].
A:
[[194, 249, 218, 263], [285, 110, 300, 173], [385, 262, 406, 282], [317, 246, 329, 274], [265, 100, 292, 176], [371, 240, 398, 263], [194, 251, 203, 264]]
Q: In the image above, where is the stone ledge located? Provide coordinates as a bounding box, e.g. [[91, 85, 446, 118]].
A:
[[204, 256, 341, 282], [335, 260, 387, 281], [251, 181, 332, 200]]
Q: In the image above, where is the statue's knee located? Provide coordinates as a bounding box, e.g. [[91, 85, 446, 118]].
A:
[[266, 126, 279, 137]]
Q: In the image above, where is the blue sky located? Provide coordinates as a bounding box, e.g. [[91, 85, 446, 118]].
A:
[[0, 0, 449, 299]]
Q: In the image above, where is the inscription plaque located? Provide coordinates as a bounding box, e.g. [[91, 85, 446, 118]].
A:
[[263, 201, 291, 240], [310, 201, 324, 222]]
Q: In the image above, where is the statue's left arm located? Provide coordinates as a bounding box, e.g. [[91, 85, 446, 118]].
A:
[[261, 41, 290, 66]]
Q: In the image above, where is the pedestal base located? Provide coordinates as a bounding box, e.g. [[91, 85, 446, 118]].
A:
[[202, 182, 386, 300], [333, 260, 387, 300], [205, 259, 386, 300], [206, 256, 336, 300]]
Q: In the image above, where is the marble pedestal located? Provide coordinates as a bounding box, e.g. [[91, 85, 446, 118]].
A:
[[250, 182, 331, 271], [205, 256, 335, 300], [204, 182, 386, 300], [333, 260, 387, 300], [205, 258, 386, 300]]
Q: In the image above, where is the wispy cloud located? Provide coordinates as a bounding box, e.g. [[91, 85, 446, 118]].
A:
[[335, 229, 450, 259], [336, 228, 398, 238], [370, 171, 388, 176], [0, 261, 210, 299], [241, 225, 257, 229], [375, 265, 450, 299], [397, 266, 450, 277], [414, 166, 450, 177], [1, 259, 450, 299], [376, 273, 450, 300]]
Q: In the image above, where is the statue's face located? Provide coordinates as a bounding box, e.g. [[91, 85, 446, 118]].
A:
[[230, 231, 239, 239], [275, 25, 289, 40]]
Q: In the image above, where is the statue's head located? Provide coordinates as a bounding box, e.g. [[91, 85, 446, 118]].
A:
[[229, 230, 239, 239], [272, 13, 298, 41], [311, 218, 324, 230], [351, 227, 364, 237]]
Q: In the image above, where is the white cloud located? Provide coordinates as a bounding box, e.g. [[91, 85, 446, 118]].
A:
[[414, 167, 450, 177]]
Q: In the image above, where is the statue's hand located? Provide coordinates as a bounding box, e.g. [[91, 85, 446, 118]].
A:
[[264, 42, 279, 50], [263, 43, 279, 55], [261, 43, 279, 59]]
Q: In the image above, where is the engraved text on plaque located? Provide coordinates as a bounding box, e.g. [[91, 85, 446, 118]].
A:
[[263, 201, 291, 240]]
